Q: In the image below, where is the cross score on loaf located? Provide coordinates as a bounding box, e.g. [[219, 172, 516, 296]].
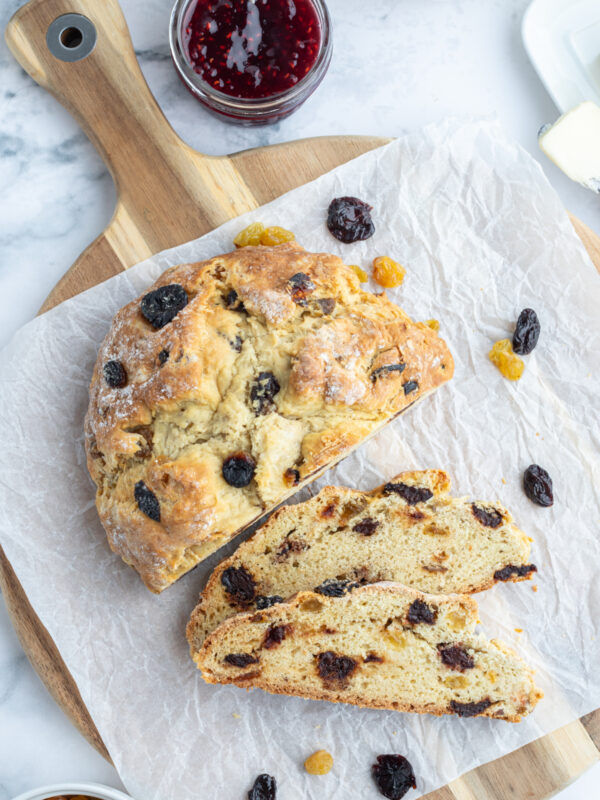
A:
[[85, 243, 453, 591]]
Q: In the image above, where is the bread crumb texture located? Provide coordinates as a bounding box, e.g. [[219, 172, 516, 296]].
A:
[[193, 583, 542, 722], [85, 244, 453, 591]]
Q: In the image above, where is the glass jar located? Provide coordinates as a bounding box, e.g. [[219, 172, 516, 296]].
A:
[[169, 0, 333, 125]]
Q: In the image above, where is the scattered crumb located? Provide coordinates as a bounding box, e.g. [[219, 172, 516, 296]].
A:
[[391, 730, 397, 735], [232, 713, 240, 719], [514, 628, 523, 633], [536, 432, 540, 436], [501, 478, 507, 484], [314, 724, 321, 729], [532, 585, 538, 592], [527, 536, 534, 542], [304, 750, 333, 775]]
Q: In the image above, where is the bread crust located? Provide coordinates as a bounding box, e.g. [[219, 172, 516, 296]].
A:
[[85, 244, 453, 591]]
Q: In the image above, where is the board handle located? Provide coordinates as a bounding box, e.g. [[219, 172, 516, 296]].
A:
[[5, 0, 199, 196]]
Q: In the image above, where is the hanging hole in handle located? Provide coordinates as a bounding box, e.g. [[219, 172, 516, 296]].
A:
[[46, 13, 97, 62]]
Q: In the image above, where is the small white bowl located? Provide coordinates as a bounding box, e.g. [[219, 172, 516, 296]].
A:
[[12, 783, 134, 800]]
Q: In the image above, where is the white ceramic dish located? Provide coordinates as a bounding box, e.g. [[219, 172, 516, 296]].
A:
[[522, 0, 600, 111], [11, 784, 133, 800]]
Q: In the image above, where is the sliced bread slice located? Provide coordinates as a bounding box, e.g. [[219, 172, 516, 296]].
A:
[[187, 470, 535, 649], [192, 582, 542, 722]]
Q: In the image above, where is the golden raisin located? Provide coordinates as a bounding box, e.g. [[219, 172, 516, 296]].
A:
[[425, 319, 440, 332], [260, 226, 295, 246], [234, 222, 265, 247], [349, 264, 368, 282], [372, 256, 406, 288], [305, 749, 334, 775], [489, 339, 524, 381], [443, 674, 469, 689]]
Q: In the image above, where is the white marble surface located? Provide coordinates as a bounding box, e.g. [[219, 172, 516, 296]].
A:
[[0, 0, 599, 798]]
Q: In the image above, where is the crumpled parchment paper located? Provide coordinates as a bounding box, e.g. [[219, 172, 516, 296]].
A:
[[1, 120, 599, 800]]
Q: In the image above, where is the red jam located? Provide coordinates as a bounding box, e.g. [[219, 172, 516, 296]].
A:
[[182, 0, 322, 99]]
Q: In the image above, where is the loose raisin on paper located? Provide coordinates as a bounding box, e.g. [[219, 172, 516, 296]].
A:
[[247, 773, 277, 800], [512, 308, 540, 355], [327, 196, 375, 243], [523, 464, 553, 507], [372, 754, 416, 800]]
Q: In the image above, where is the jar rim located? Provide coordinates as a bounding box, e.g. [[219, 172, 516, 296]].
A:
[[169, 0, 332, 116]]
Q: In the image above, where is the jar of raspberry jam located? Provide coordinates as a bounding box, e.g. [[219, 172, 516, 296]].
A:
[[169, 0, 332, 125]]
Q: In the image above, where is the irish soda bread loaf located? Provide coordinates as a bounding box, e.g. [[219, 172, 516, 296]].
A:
[[193, 583, 542, 722], [85, 244, 453, 592], [187, 469, 535, 648]]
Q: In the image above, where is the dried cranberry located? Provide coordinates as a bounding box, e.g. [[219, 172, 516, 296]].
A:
[[383, 483, 433, 505], [263, 624, 290, 649], [471, 504, 503, 528], [288, 272, 315, 304], [450, 699, 492, 717], [134, 481, 160, 522], [494, 564, 537, 581], [327, 197, 375, 243], [512, 308, 540, 355], [221, 565, 256, 606], [140, 283, 188, 329], [103, 360, 127, 388], [403, 381, 419, 395], [248, 774, 277, 800], [250, 372, 281, 415], [317, 298, 336, 314], [256, 595, 284, 609], [352, 517, 380, 536], [438, 643, 475, 671], [406, 599, 437, 625], [224, 653, 259, 667], [371, 363, 406, 382], [372, 754, 416, 800], [316, 651, 357, 686], [158, 349, 169, 365], [314, 579, 360, 597], [523, 464, 553, 507], [222, 452, 256, 487]]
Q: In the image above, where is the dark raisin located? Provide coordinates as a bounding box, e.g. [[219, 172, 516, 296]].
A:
[[248, 774, 277, 800], [250, 372, 281, 415], [364, 653, 383, 663], [327, 196, 375, 243], [287, 272, 315, 304], [224, 653, 259, 667], [406, 599, 437, 625], [383, 483, 433, 505], [494, 563, 537, 581], [316, 651, 357, 686], [222, 452, 256, 487], [317, 297, 336, 314], [103, 360, 127, 388], [471, 504, 503, 528], [314, 579, 360, 597], [274, 533, 307, 561], [513, 308, 540, 355], [371, 754, 416, 800], [225, 289, 246, 313], [255, 595, 284, 609], [263, 624, 290, 649], [450, 699, 492, 718], [422, 564, 448, 573], [371, 363, 406, 382], [523, 464, 554, 507], [140, 283, 188, 329], [221, 565, 256, 606], [438, 643, 475, 671], [158, 349, 169, 365], [402, 380, 419, 395], [283, 467, 300, 486], [231, 335, 243, 352], [134, 481, 160, 522], [352, 517, 380, 536]]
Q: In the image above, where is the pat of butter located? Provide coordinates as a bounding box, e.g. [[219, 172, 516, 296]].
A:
[[538, 101, 600, 192]]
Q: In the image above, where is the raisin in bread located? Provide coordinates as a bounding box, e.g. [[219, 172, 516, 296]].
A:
[[85, 244, 453, 592], [192, 583, 542, 722], [187, 469, 535, 648]]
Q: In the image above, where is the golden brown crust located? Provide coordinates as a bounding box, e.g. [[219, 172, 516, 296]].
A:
[[85, 244, 453, 592]]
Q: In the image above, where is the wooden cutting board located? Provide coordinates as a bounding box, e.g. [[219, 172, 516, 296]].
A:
[[3, 0, 600, 796]]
